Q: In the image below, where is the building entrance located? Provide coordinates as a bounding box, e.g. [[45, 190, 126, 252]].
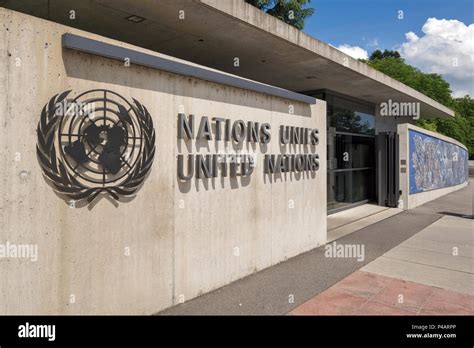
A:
[[307, 91, 377, 214]]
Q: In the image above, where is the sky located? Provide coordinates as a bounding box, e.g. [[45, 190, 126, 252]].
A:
[[302, 0, 474, 97]]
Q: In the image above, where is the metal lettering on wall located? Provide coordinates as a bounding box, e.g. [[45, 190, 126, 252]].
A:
[[36, 89, 155, 205], [177, 113, 320, 180]]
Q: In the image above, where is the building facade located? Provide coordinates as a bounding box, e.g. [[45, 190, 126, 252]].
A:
[[0, 1, 468, 314]]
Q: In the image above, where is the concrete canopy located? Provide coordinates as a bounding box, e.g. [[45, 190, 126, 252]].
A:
[[1, 0, 454, 118]]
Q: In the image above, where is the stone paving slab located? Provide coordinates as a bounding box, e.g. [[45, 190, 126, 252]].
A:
[[362, 257, 474, 295], [383, 245, 473, 273], [413, 216, 473, 245], [290, 271, 474, 315], [401, 236, 473, 258], [362, 214, 474, 295]]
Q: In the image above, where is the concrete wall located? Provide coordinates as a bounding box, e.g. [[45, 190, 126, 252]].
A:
[[375, 104, 417, 133], [0, 9, 326, 314], [398, 123, 468, 210]]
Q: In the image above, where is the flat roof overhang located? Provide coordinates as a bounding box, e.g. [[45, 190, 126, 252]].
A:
[[1, 0, 454, 118]]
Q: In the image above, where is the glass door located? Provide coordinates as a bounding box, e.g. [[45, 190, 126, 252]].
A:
[[305, 91, 376, 213], [327, 130, 375, 212]]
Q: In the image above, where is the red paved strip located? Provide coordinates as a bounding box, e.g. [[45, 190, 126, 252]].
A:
[[289, 271, 474, 315]]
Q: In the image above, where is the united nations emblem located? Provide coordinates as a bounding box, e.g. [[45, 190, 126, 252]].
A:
[[36, 89, 155, 205]]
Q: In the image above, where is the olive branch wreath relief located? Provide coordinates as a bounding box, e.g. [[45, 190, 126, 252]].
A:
[[36, 91, 156, 205]]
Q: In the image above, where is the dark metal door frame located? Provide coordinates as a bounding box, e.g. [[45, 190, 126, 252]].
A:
[[376, 132, 400, 207]]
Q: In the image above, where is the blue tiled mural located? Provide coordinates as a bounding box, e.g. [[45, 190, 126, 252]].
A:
[[409, 130, 468, 194]]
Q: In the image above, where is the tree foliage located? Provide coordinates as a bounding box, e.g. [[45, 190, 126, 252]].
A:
[[366, 54, 452, 105], [369, 49, 400, 60], [364, 52, 474, 158], [245, 0, 315, 30]]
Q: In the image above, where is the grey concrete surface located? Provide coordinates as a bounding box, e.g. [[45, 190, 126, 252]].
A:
[[362, 257, 473, 295], [327, 206, 403, 243], [1, 0, 454, 118], [328, 204, 388, 231], [0, 9, 327, 314], [362, 215, 473, 294], [158, 180, 472, 315]]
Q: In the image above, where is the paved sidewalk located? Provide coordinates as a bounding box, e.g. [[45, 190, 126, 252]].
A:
[[291, 213, 473, 315], [159, 180, 473, 315], [290, 271, 474, 315], [363, 215, 473, 295], [291, 181, 473, 315]]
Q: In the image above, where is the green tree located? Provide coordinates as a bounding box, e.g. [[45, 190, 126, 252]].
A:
[[365, 56, 452, 105], [245, 0, 315, 30], [364, 52, 473, 158], [444, 96, 474, 158], [369, 49, 401, 60]]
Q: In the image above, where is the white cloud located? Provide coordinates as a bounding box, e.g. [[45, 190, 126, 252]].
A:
[[367, 38, 379, 48], [336, 44, 369, 60], [399, 18, 474, 97], [405, 32, 419, 42]]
